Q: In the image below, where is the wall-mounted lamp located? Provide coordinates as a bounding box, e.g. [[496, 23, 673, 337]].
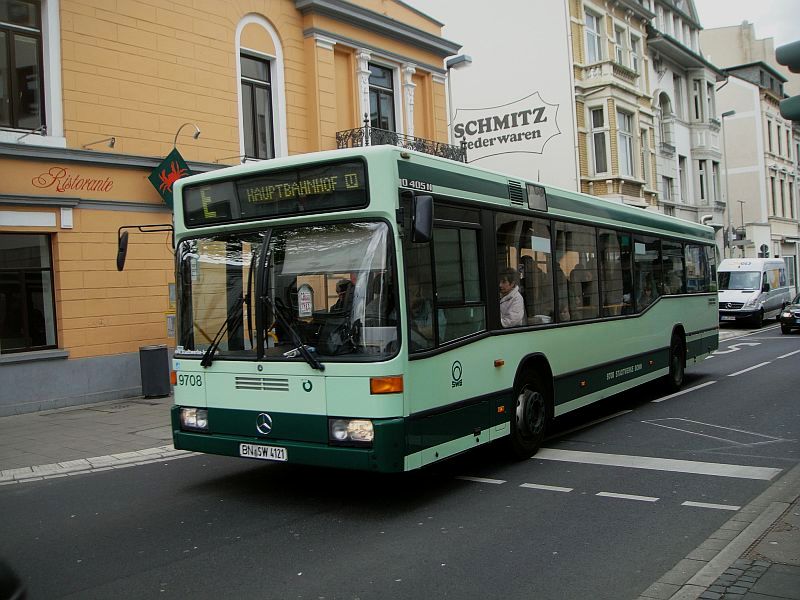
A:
[[17, 124, 47, 141], [213, 154, 247, 164], [82, 136, 116, 149], [174, 122, 201, 148]]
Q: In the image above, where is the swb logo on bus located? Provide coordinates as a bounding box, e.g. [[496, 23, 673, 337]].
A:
[[451, 361, 463, 388], [256, 413, 273, 435]]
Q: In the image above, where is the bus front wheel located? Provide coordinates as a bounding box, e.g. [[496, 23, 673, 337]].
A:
[[666, 334, 685, 392], [507, 373, 551, 459]]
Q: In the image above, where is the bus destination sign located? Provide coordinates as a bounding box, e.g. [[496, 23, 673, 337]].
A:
[[183, 161, 367, 227]]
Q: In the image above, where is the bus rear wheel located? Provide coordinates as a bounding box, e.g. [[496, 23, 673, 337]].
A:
[[507, 373, 551, 459], [666, 334, 685, 392]]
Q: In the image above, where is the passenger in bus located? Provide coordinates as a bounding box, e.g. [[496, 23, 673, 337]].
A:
[[637, 277, 656, 309], [330, 279, 353, 313], [499, 268, 525, 328]]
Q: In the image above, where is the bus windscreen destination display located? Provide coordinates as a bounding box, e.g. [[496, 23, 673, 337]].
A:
[[183, 161, 367, 227]]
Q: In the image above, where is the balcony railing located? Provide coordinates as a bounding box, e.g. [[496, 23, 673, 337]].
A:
[[336, 125, 467, 163]]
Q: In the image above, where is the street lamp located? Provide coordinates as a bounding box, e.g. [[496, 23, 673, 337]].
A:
[[721, 109, 735, 257], [445, 54, 472, 144]]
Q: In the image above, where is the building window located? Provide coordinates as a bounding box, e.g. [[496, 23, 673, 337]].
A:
[[0, 233, 57, 353], [585, 10, 602, 64], [698, 159, 707, 201], [661, 176, 673, 202], [786, 130, 791, 160], [780, 178, 787, 217], [706, 82, 715, 120], [0, 0, 45, 130], [673, 75, 684, 119], [640, 128, 649, 185], [678, 155, 687, 202], [664, 205, 675, 217], [770, 176, 777, 215], [614, 26, 626, 66], [617, 110, 635, 177], [712, 161, 720, 201], [240, 53, 274, 160], [776, 124, 782, 155], [766, 119, 773, 152], [590, 107, 608, 174], [630, 35, 640, 73], [692, 79, 702, 121], [790, 181, 795, 219], [368, 63, 396, 131]]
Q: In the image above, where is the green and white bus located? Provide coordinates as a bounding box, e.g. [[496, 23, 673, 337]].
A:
[[164, 145, 718, 472]]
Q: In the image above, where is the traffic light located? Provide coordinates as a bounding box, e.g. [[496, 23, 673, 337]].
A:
[[776, 40, 800, 121]]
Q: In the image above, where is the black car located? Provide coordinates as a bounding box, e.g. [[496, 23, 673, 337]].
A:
[[779, 294, 800, 334]]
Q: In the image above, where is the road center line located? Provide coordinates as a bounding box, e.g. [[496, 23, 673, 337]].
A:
[[652, 380, 716, 403], [777, 349, 800, 359], [456, 476, 505, 485], [728, 362, 771, 377], [534, 448, 782, 480], [520, 483, 573, 493], [682, 501, 741, 511], [597, 492, 659, 502]]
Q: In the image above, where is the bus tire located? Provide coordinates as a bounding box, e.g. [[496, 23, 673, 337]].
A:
[[507, 372, 551, 459], [666, 334, 685, 392]]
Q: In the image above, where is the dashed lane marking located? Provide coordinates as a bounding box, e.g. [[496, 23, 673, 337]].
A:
[[777, 349, 800, 359], [519, 483, 573, 493], [455, 476, 506, 485], [652, 380, 717, 403], [682, 501, 741, 511], [533, 449, 782, 480], [727, 361, 771, 377], [597, 492, 659, 502]]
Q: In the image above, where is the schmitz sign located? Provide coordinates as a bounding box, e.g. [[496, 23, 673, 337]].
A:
[[452, 92, 561, 162]]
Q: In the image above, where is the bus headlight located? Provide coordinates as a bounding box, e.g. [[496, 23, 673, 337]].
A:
[[180, 407, 209, 432], [328, 418, 374, 446], [745, 297, 760, 308]]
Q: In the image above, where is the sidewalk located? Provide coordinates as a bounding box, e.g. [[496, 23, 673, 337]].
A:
[[0, 393, 189, 484], [1, 326, 797, 600]]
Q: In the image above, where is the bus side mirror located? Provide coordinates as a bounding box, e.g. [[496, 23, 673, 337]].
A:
[[762, 282, 770, 293], [116, 230, 129, 271], [411, 195, 433, 243]]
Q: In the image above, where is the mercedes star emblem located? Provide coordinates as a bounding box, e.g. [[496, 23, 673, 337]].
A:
[[256, 412, 273, 435]]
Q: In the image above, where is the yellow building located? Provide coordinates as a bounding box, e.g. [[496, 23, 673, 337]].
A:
[[570, 0, 657, 206], [0, 0, 459, 415]]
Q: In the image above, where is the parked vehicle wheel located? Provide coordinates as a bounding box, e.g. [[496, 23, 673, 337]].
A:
[[507, 372, 551, 459], [666, 334, 685, 392], [782, 324, 791, 334], [751, 310, 764, 328]]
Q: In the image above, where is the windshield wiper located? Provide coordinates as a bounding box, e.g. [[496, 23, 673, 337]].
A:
[[264, 295, 325, 372], [200, 295, 245, 368]]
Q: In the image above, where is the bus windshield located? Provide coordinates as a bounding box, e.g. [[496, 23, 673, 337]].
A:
[[176, 221, 398, 361], [718, 271, 760, 290]]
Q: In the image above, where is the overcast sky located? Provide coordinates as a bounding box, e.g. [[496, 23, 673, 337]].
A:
[[693, 0, 800, 47]]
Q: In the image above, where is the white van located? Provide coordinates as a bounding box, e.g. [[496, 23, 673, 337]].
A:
[[718, 258, 793, 327]]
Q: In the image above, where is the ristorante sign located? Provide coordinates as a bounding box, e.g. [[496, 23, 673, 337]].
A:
[[31, 167, 114, 193], [0, 158, 163, 203], [452, 92, 561, 163]]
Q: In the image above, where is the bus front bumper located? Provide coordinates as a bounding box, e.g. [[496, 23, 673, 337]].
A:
[[172, 418, 406, 473]]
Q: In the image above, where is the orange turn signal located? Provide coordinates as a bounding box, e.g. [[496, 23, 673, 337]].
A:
[[370, 375, 404, 394], [494, 359, 505, 367], [170, 370, 177, 385]]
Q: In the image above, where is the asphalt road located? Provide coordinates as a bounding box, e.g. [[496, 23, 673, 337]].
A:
[[1, 324, 798, 599]]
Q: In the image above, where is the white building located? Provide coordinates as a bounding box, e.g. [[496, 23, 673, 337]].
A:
[[701, 25, 800, 290]]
